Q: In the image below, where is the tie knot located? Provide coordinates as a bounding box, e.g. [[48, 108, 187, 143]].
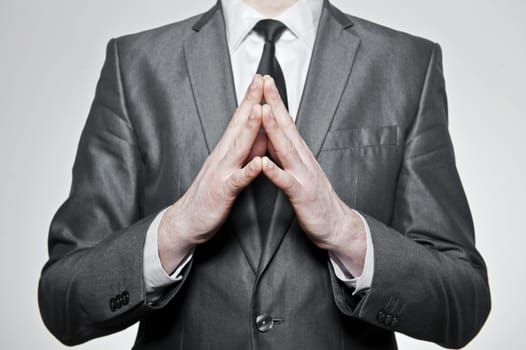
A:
[[253, 19, 287, 43]]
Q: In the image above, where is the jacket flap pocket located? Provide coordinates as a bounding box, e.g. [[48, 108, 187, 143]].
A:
[[321, 125, 399, 151]]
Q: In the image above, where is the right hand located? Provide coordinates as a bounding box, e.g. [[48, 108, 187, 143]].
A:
[[158, 75, 265, 273]]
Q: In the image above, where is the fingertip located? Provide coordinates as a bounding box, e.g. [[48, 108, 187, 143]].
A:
[[263, 74, 273, 84], [263, 75, 279, 100], [262, 75, 271, 89], [247, 156, 262, 178], [246, 75, 263, 103], [262, 156, 274, 170], [250, 74, 262, 90], [251, 155, 261, 165]]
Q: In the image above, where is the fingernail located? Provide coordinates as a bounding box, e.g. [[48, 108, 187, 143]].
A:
[[251, 75, 259, 90], [270, 77, 278, 92]]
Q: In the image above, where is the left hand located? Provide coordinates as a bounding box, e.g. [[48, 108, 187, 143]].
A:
[[260, 76, 366, 276]]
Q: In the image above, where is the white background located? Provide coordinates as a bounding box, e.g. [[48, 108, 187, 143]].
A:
[[1, 0, 525, 349]]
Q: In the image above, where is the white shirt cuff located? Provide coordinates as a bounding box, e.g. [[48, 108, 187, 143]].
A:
[[143, 207, 194, 297], [328, 209, 374, 295]]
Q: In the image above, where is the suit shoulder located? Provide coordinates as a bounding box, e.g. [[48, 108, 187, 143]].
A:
[[345, 13, 437, 59], [347, 14, 436, 48], [110, 12, 203, 59]]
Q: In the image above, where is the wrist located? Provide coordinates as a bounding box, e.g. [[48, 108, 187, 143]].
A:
[[327, 206, 366, 277], [158, 205, 196, 274]]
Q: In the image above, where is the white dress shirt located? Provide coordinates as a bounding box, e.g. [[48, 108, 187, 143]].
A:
[[143, 0, 374, 301]]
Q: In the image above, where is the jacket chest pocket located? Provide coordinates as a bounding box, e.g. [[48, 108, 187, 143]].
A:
[[317, 125, 402, 219], [321, 125, 399, 151]]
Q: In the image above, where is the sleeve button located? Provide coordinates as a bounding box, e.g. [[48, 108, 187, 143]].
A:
[[122, 291, 130, 305], [376, 310, 386, 323], [115, 294, 123, 309], [384, 314, 393, 326], [109, 298, 116, 312]]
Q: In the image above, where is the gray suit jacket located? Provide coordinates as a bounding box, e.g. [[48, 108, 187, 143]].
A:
[[38, 1, 491, 349]]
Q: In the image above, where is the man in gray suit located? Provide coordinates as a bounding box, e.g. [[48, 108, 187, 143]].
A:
[[38, 0, 491, 349]]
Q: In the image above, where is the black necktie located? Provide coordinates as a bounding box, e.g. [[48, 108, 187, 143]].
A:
[[253, 19, 288, 109], [252, 19, 288, 247]]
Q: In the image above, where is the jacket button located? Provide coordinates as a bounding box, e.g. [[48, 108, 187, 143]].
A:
[[109, 298, 116, 312], [256, 313, 274, 333], [122, 291, 130, 305], [391, 316, 399, 328], [376, 310, 386, 323]]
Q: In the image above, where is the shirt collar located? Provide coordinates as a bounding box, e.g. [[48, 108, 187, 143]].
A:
[[221, 0, 323, 53]]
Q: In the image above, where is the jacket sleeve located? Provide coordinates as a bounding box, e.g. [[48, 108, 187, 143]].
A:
[[38, 38, 191, 346], [328, 43, 491, 348]]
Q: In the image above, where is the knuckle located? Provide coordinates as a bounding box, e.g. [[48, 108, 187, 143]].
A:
[[228, 173, 243, 192], [245, 89, 258, 104], [244, 90, 253, 102], [245, 116, 257, 129], [229, 138, 241, 156], [283, 176, 295, 192], [244, 165, 253, 178], [263, 114, 277, 129]]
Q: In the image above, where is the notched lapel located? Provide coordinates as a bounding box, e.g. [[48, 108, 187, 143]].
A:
[[184, 4, 261, 274], [183, 4, 236, 153], [257, 2, 362, 278], [296, 2, 361, 158]]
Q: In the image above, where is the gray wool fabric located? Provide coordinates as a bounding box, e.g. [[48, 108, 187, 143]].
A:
[[38, 1, 490, 349]]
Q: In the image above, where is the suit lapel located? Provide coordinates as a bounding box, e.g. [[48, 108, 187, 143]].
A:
[[184, 2, 261, 273], [183, 2, 235, 152], [257, 1, 362, 277], [296, 1, 361, 158]]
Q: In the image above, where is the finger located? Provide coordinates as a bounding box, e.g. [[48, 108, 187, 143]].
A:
[[262, 104, 306, 172], [245, 128, 267, 164], [225, 156, 263, 197], [262, 76, 298, 134], [229, 74, 264, 129], [262, 76, 310, 158], [266, 137, 281, 168], [223, 104, 263, 166], [262, 75, 292, 125], [261, 156, 299, 197], [214, 74, 264, 156]]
